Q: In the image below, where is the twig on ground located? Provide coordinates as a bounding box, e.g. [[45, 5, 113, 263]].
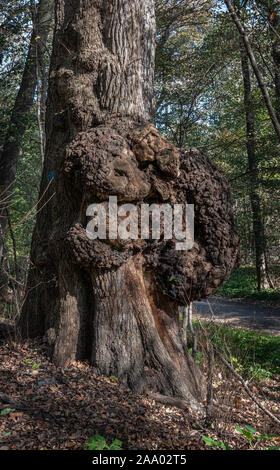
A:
[[213, 347, 280, 427]]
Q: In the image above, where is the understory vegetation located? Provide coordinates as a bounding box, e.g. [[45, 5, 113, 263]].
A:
[[189, 320, 280, 380], [216, 267, 280, 301]]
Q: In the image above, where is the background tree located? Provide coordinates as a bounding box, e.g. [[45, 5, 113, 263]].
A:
[[154, 0, 279, 292], [0, 0, 53, 297]]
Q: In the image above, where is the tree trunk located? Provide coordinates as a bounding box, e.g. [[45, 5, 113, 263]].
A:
[[273, 37, 280, 121], [225, 0, 280, 142], [240, 41, 270, 290], [18, 0, 239, 409], [270, 9, 280, 122], [0, 0, 53, 288]]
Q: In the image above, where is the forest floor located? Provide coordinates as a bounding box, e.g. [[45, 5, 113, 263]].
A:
[[0, 338, 280, 450]]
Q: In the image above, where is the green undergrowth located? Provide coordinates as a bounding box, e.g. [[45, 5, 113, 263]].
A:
[[190, 321, 280, 380], [215, 266, 280, 302]]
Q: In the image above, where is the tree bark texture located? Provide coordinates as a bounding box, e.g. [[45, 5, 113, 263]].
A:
[[270, 10, 280, 122], [18, 0, 240, 408]]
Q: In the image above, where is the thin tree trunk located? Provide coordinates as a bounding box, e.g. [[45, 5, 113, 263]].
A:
[[182, 303, 197, 359], [0, 0, 53, 271], [225, 0, 280, 142], [240, 41, 270, 290], [255, 1, 280, 122], [273, 37, 280, 120], [270, 10, 280, 121]]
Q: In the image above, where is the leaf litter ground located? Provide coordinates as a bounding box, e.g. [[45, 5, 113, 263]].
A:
[[0, 338, 280, 450]]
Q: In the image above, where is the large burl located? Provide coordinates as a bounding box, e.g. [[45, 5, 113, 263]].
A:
[[63, 122, 240, 305]]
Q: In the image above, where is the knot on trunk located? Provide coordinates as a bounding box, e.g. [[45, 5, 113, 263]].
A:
[[62, 124, 240, 303], [63, 126, 150, 201], [129, 123, 180, 178], [64, 223, 137, 269]]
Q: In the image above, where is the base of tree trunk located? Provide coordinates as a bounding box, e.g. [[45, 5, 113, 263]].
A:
[[18, 255, 205, 411], [90, 256, 205, 410]]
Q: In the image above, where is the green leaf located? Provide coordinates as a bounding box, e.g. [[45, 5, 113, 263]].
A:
[[202, 436, 215, 446], [259, 433, 279, 440], [0, 408, 16, 416], [235, 426, 254, 443], [108, 439, 123, 450], [219, 442, 230, 450], [109, 376, 118, 383], [202, 436, 229, 450], [245, 425, 256, 434], [84, 435, 107, 450], [235, 425, 244, 434]]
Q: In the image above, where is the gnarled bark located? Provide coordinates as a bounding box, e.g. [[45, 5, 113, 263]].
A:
[[18, 0, 240, 410]]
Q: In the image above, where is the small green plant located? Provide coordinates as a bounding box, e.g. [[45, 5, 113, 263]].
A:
[[24, 359, 40, 370], [84, 435, 123, 450], [203, 427, 280, 450], [235, 425, 279, 449], [0, 408, 16, 416], [109, 375, 118, 383], [188, 348, 203, 365], [191, 320, 280, 379], [24, 360, 40, 370], [202, 436, 229, 450]]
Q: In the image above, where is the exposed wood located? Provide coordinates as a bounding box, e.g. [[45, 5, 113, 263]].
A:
[[148, 392, 190, 411]]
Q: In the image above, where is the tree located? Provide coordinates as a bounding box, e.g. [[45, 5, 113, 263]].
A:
[[221, 0, 276, 289], [255, 0, 280, 121], [240, 39, 271, 289], [0, 0, 53, 277], [224, 0, 280, 141], [18, 0, 240, 409], [155, 0, 212, 146]]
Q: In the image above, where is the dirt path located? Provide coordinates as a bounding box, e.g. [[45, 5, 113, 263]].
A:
[[193, 297, 280, 335]]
